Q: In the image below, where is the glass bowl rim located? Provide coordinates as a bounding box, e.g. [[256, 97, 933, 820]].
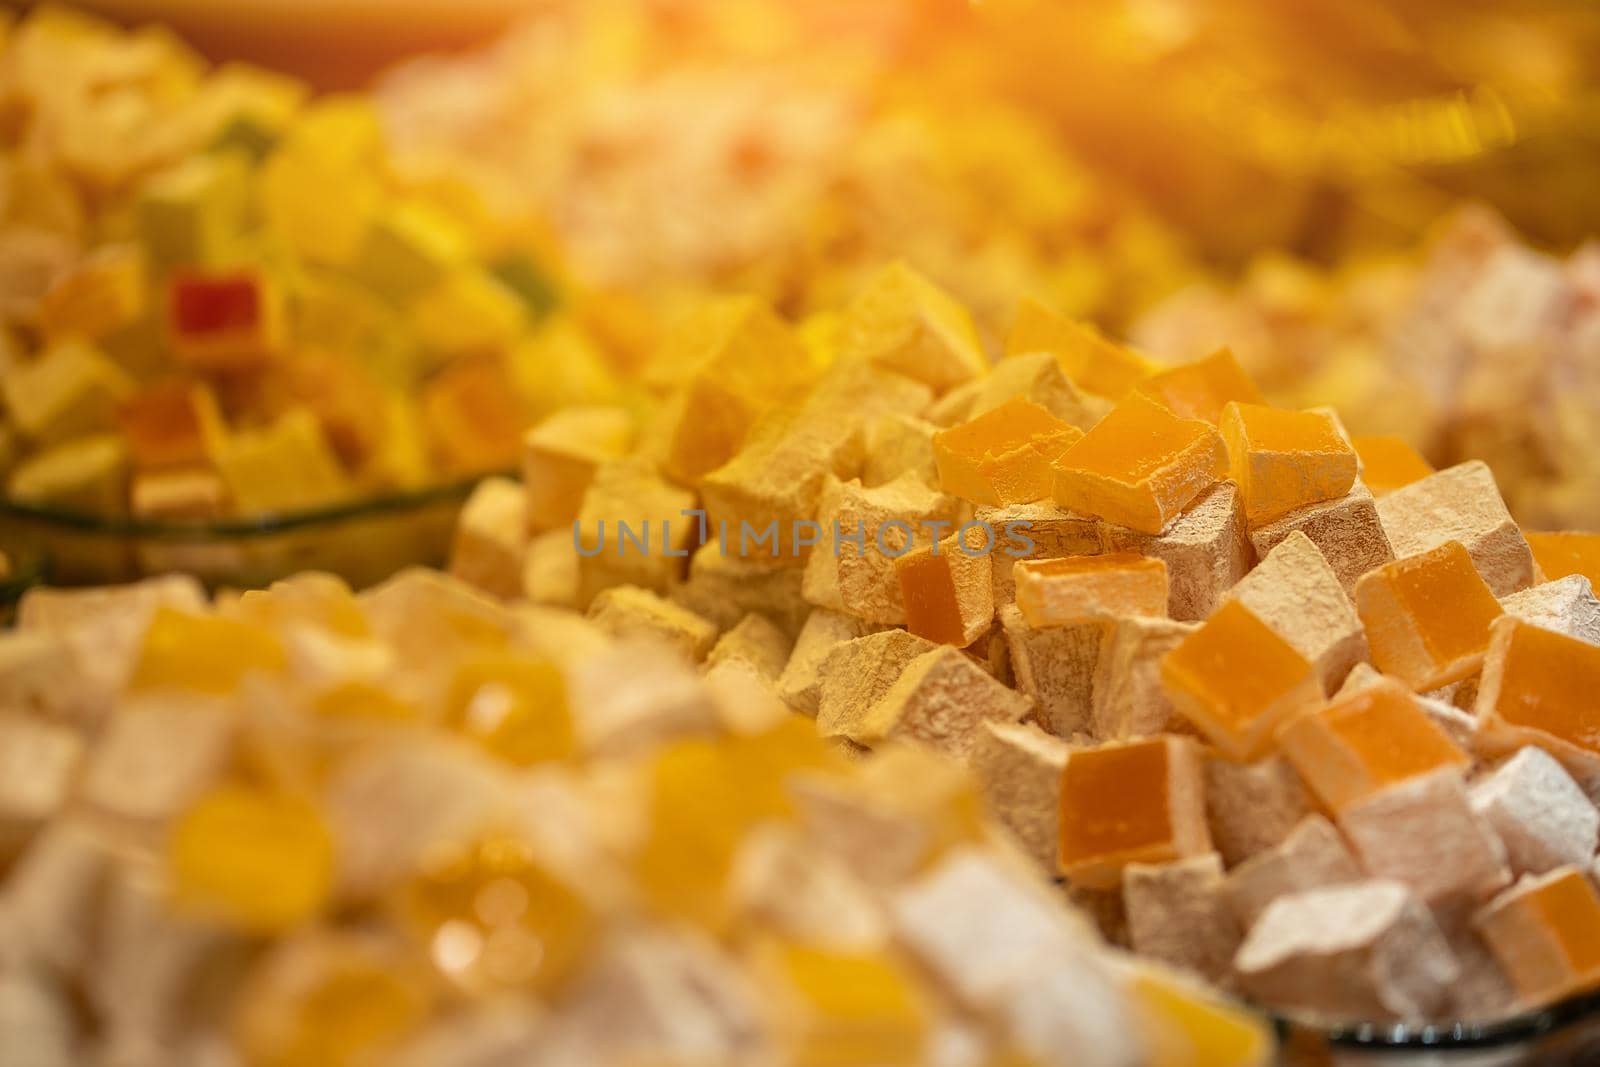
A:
[[1276, 985, 1600, 1052]]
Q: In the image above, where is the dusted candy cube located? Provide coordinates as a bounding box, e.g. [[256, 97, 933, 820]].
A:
[[167, 269, 284, 370], [1006, 296, 1152, 400], [116, 381, 223, 471], [1355, 540, 1503, 691], [523, 406, 634, 531], [767, 942, 928, 1067], [932, 396, 1081, 505], [1137, 348, 1264, 425], [1526, 532, 1600, 588], [837, 261, 988, 392], [1160, 600, 1324, 760], [1352, 434, 1433, 496], [1278, 680, 1471, 815], [1476, 616, 1600, 766], [1051, 392, 1226, 535], [398, 833, 594, 993], [1475, 866, 1600, 1007], [2, 339, 133, 444], [1219, 403, 1357, 526], [213, 408, 349, 514], [129, 606, 286, 693], [1376, 461, 1535, 597], [896, 535, 994, 647], [1058, 735, 1211, 889], [38, 243, 144, 341], [444, 654, 574, 767], [1126, 964, 1272, 1067], [1015, 552, 1167, 627], [169, 785, 333, 932]]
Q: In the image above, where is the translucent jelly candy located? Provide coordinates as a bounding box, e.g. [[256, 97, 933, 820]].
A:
[[213, 408, 349, 514], [1051, 392, 1226, 535], [1137, 349, 1264, 425], [1526, 531, 1600, 588], [1219, 403, 1357, 526], [1160, 600, 1323, 760], [419, 356, 531, 475], [1127, 964, 1272, 1067], [768, 942, 929, 1067], [167, 269, 284, 371], [38, 243, 145, 341], [933, 396, 1081, 506], [169, 785, 333, 932], [1006, 297, 1152, 400], [1352, 434, 1433, 496], [116, 381, 223, 471], [397, 833, 594, 993], [2, 338, 132, 444], [129, 606, 286, 693], [443, 654, 574, 767], [1475, 866, 1600, 1006], [351, 202, 468, 306], [1277, 679, 1470, 814], [136, 152, 251, 270], [1014, 552, 1168, 627], [1058, 735, 1210, 888], [1355, 540, 1503, 691], [896, 535, 993, 646], [7, 434, 128, 511], [1477, 616, 1600, 765]]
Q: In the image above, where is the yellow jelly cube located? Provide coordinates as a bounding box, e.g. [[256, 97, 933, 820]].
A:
[[1005, 296, 1152, 399], [1160, 600, 1324, 760], [1219, 403, 1357, 526], [1014, 552, 1168, 626], [136, 152, 250, 269], [352, 202, 468, 306], [1352, 434, 1433, 496], [837, 262, 988, 392], [38, 243, 145, 341], [234, 572, 369, 639], [312, 680, 416, 723], [2, 338, 133, 444], [1058, 735, 1211, 889], [169, 785, 333, 932], [522, 405, 634, 531], [420, 356, 531, 476], [397, 833, 593, 994], [259, 146, 378, 268], [896, 534, 994, 646], [7, 433, 128, 512], [212, 407, 350, 514], [933, 396, 1080, 505], [1052, 391, 1226, 535], [1137, 348, 1264, 425], [410, 268, 526, 362], [1475, 867, 1600, 1007], [1477, 616, 1600, 766], [443, 654, 574, 767], [1278, 679, 1471, 815], [1127, 964, 1272, 1067], [768, 942, 928, 1067], [129, 606, 286, 693], [1355, 540, 1503, 691], [1526, 531, 1600, 588]]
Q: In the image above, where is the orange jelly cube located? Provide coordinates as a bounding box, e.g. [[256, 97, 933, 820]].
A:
[[1051, 392, 1226, 535], [896, 534, 993, 646], [1352, 434, 1433, 496], [1005, 297, 1152, 399], [1525, 531, 1600, 588], [116, 381, 224, 471], [1160, 600, 1324, 760], [1137, 348, 1264, 425], [1277, 679, 1470, 814], [934, 396, 1080, 506], [1219, 403, 1357, 526], [1014, 552, 1168, 627], [1476, 616, 1600, 765], [1355, 540, 1503, 691], [1475, 867, 1600, 1006], [129, 607, 287, 694], [167, 269, 284, 370], [420, 355, 531, 475], [1058, 735, 1211, 889]]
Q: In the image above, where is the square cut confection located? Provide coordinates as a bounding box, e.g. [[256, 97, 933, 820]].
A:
[[1376, 461, 1535, 596], [1058, 735, 1210, 889], [1136, 348, 1263, 425], [1247, 481, 1394, 598], [1351, 435, 1433, 496], [1355, 541, 1503, 691], [932, 396, 1080, 506], [1005, 297, 1153, 400], [522, 406, 634, 531], [1475, 867, 1600, 1008], [1277, 679, 1471, 815], [1014, 552, 1168, 628], [1475, 616, 1600, 767], [1160, 600, 1323, 760], [1526, 532, 1600, 589], [1051, 392, 1226, 536], [836, 262, 988, 393], [895, 535, 993, 647], [1225, 530, 1367, 692], [3, 339, 133, 445], [167, 269, 284, 371], [116, 382, 224, 472], [1219, 403, 1358, 527]]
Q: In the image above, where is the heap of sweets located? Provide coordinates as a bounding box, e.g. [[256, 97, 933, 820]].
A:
[[376, 0, 1201, 342], [450, 262, 1600, 1030], [0, 7, 619, 522], [0, 566, 1271, 1067], [1135, 206, 1600, 530]]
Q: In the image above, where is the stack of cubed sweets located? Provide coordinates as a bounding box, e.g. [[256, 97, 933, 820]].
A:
[[0, 562, 1271, 1067], [377, 0, 1201, 341], [1136, 205, 1600, 530], [449, 260, 1600, 1030], [0, 7, 620, 521]]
